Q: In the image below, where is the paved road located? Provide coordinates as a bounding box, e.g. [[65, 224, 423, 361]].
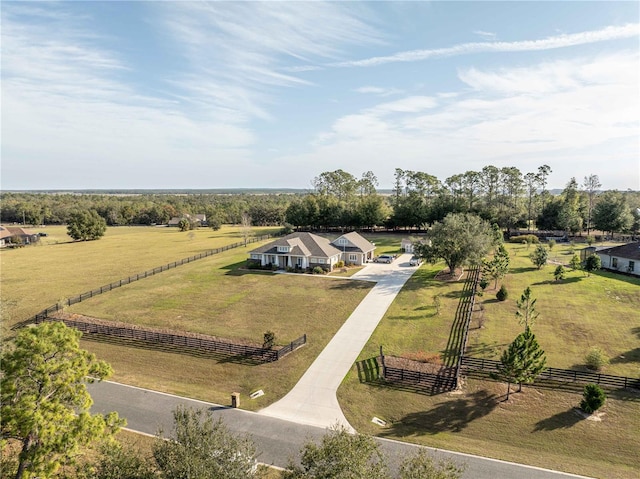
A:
[[88, 380, 592, 479], [260, 254, 418, 431]]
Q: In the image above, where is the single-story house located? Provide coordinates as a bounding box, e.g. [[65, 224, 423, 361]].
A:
[[596, 242, 640, 277], [248, 231, 375, 271], [401, 237, 430, 254], [0, 226, 40, 247], [168, 214, 207, 227]]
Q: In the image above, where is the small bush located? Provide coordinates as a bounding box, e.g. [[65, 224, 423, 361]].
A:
[[246, 261, 261, 270], [496, 284, 508, 301], [336, 260, 345, 268], [286, 266, 295, 273], [548, 239, 556, 250], [580, 384, 606, 414], [312, 266, 325, 275], [585, 347, 609, 371], [263, 331, 276, 349], [509, 234, 539, 244], [479, 278, 489, 290], [553, 265, 566, 281]]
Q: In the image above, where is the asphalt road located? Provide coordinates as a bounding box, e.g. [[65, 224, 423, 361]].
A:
[[88, 380, 593, 479]]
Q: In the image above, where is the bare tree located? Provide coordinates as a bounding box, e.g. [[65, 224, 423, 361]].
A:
[[582, 174, 601, 235], [241, 212, 252, 246]]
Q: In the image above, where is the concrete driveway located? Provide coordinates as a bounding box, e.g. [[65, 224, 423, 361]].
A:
[[259, 253, 418, 431]]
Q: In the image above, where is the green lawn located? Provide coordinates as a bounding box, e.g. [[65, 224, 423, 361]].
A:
[[1, 225, 280, 326], [337, 241, 640, 479], [470, 243, 640, 377]]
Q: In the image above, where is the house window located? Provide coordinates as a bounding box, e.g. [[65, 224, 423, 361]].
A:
[[348, 254, 357, 262], [277, 246, 290, 253], [317, 258, 325, 264], [296, 257, 303, 266], [337, 238, 347, 245], [250, 254, 260, 260], [612, 257, 618, 269], [629, 261, 635, 272]]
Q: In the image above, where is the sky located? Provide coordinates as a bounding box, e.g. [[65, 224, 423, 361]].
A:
[[1, 1, 639, 191]]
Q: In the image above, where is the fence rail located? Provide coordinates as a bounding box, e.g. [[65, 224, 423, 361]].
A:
[[460, 356, 640, 390], [18, 235, 273, 328], [37, 315, 306, 363], [382, 365, 457, 391], [454, 266, 480, 387]]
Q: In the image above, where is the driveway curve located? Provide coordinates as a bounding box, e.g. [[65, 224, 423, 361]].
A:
[[259, 254, 418, 431]]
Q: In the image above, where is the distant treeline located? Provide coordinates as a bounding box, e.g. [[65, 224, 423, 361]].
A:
[[2, 166, 639, 235]]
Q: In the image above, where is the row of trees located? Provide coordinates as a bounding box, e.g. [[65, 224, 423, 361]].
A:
[[1, 322, 464, 479], [3, 168, 638, 236]]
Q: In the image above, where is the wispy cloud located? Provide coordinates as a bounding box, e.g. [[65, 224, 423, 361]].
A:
[[473, 30, 496, 40], [159, 1, 382, 121], [306, 52, 639, 188], [354, 86, 404, 96], [332, 23, 640, 67]]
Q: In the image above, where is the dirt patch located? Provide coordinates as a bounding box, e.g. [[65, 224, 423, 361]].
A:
[[385, 355, 455, 375], [434, 268, 465, 282]]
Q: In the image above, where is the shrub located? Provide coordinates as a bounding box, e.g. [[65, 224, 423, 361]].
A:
[[336, 260, 345, 268], [553, 265, 566, 281], [286, 266, 295, 273], [263, 331, 276, 349], [580, 384, 606, 414], [496, 284, 508, 301], [548, 239, 556, 250], [585, 347, 609, 371], [509, 234, 539, 244], [479, 278, 489, 290], [246, 261, 261, 270], [312, 266, 325, 275]]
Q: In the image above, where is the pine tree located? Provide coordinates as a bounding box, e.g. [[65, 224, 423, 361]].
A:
[[496, 327, 547, 399], [516, 287, 539, 330]]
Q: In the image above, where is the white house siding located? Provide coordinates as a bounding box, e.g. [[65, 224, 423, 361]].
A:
[[597, 253, 640, 276]]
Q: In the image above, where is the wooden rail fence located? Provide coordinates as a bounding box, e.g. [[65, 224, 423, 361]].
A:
[[461, 356, 640, 390], [37, 315, 306, 363]]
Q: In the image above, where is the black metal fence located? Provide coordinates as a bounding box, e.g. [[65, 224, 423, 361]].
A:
[[17, 235, 273, 328], [461, 356, 640, 390], [37, 315, 306, 363]]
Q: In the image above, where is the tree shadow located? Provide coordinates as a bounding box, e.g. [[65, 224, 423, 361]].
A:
[[592, 270, 640, 286], [533, 408, 583, 431], [379, 390, 499, 437], [531, 277, 582, 286], [510, 266, 539, 274], [611, 347, 640, 365], [327, 280, 373, 291]]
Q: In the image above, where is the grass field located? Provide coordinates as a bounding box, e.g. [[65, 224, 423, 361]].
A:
[[1, 225, 280, 325], [470, 242, 640, 377], [4, 228, 639, 477], [1, 225, 373, 409], [337, 241, 640, 478]]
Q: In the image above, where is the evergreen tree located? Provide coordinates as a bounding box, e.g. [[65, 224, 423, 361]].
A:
[[529, 244, 548, 269], [496, 327, 547, 399], [516, 287, 539, 330], [1, 322, 122, 479]]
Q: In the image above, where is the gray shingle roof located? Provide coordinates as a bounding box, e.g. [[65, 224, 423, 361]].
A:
[[250, 232, 342, 258], [596, 242, 640, 261], [332, 232, 375, 254]]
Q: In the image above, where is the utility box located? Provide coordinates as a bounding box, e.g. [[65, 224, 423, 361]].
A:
[[231, 392, 240, 408]]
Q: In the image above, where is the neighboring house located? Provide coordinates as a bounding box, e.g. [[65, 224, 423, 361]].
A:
[[168, 214, 207, 227], [248, 231, 375, 271], [401, 238, 414, 253], [0, 226, 40, 247], [596, 242, 640, 277], [401, 237, 430, 254]]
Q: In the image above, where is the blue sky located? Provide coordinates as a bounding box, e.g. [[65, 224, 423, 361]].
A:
[[2, 1, 639, 191]]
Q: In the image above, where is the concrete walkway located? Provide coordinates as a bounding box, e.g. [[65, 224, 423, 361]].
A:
[[259, 253, 418, 431]]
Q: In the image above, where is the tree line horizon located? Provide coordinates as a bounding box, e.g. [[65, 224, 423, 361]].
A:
[[2, 165, 638, 236]]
